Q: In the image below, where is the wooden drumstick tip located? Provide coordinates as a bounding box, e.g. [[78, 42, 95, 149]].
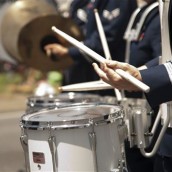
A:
[[94, 9, 98, 13], [52, 26, 56, 31], [46, 49, 51, 57], [58, 86, 63, 92]]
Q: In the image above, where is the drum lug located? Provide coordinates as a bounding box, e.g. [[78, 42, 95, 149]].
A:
[[20, 134, 30, 172], [110, 163, 128, 172], [20, 135, 28, 151], [89, 131, 98, 172], [48, 125, 58, 172], [110, 144, 128, 172], [118, 125, 128, 144]]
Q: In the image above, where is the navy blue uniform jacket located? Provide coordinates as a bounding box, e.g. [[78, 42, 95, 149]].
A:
[[140, 0, 172, 109], [125, 3, 161, 98], [129, 4, 161, 67]]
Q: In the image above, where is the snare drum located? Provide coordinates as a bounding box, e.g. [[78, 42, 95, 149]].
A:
[[26, 92, 103, 113], [20, 103, 127, 172]]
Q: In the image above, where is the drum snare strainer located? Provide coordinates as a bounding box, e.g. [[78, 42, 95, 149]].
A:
[[20, 103, 127, 172]]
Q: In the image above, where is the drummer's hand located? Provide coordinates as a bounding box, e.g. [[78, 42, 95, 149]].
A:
[[44, 43, 69, 57], [92, 60, 142, 91]]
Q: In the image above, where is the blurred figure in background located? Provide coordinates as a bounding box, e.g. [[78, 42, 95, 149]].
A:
[[54, 0, 74, 17], [44, 0, 137, 96]]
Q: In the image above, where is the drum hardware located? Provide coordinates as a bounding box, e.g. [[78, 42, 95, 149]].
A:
[[133, 108, 147, 148], [128, 112, 152, 148], [110, 149, 127, 172], [128, 104, 170, 158], [89, 132, 98, 172], [135, 0, 171, 158], [148, 109, 162, 143], [110, 159, 128, 172], [139, 106, 170, 157], [117, 125, 128, 146], [20, 126, 30, 172], [121, 98, 152, 148], [114, 126, 128, 172], [20, 103, 127, 171], [48, 122, 58, 172]]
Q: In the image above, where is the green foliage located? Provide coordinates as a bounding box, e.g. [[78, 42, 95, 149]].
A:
[[0, 73, 23, 92]]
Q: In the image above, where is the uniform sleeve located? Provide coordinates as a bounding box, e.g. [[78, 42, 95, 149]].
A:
[[140, 62, 172, 108], [145, 57, 159, 68]]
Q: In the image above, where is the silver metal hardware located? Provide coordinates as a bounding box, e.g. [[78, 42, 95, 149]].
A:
[[89, 131, 98, 172], [20, 134, 30, 172], [48, 123, 58, 172]]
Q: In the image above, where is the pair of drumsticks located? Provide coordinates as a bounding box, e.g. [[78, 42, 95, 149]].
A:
[[51, 9, 150, 101]]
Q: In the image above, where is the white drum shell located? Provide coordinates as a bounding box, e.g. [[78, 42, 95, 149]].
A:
[[27, 122, 123, 172], [21, 103, 126, 172]]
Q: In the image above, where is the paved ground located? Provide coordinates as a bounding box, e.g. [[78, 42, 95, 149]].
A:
[[0, 94, 27, 172], [0, 93, 27, 112]]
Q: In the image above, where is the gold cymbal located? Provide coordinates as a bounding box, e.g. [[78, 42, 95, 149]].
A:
[[1, 0, 83, 72]]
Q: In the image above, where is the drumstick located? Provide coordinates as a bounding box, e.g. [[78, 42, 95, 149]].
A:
[[94, 9, 122, 101], [94, 9, 111, 60], [46, 49, 52, 57], [59, 81, 113, 92], [52, 26, 150, 93]]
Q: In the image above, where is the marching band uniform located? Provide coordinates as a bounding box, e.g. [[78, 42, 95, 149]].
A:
[[141, 62, 172, 108], [142, 2, 172, 171], [92, 0, 172, 171], [140, 60, 172, 172], [139, 0, 172, 108], [129, 4, 161, 67], [125, 1, 161, 98], [124, 2, 161, 172]]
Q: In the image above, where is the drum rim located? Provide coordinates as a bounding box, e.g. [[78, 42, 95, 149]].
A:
[[21, 103, 124, 130], [27, 93, 102, 107]]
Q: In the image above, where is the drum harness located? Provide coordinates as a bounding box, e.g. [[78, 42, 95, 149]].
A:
[[123, 1, 171, 158]]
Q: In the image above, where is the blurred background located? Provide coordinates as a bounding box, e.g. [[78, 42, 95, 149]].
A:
[[0, 0, 72, 171]]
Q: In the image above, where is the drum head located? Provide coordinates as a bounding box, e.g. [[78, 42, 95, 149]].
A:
[[22, 103, 123, 129]]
